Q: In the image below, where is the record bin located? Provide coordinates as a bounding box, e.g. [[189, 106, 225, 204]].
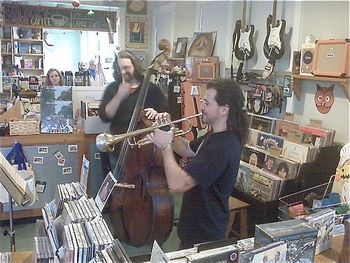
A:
[[278, 176, 339, 221]]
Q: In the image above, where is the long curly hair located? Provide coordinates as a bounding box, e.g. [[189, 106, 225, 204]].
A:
[[112, 50, 144, 83], [206, 78, 249, 146]]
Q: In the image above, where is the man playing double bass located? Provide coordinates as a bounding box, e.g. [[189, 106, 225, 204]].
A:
[[149, 79, 249, 249], [98, 50, 168, 175]]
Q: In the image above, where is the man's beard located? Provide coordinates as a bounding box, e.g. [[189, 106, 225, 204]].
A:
[[201, 112, 208, 124]]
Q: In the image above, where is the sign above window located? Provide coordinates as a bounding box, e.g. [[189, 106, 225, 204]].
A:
[[2, 3, 117, 32]]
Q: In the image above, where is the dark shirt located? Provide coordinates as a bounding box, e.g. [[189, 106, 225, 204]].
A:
[[178, 131, 241, 248], [98, 79, 168, 135]]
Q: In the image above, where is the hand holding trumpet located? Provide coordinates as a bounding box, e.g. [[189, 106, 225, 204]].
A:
[[95, 113, 202, 152], [148, 112, 175, 150]]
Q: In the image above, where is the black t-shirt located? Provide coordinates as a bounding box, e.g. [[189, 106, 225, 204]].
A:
[[98, 79, 168, 135], [178, 131, 241, 247]]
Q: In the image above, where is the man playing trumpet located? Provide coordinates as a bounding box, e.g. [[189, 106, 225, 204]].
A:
[[148, 79, 249, 249]]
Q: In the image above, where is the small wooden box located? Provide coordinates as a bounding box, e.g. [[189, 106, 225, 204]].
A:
[[312, 39, 350, 77], [185, 56, 220, 82]]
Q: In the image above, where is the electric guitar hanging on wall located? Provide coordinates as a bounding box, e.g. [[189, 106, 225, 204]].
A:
[[234, 0, 255, 61], [263, 0, 286, 60], [231, 0, 255, 80]]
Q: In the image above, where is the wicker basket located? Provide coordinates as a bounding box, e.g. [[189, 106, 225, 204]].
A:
[[9, 119, 40, 136]]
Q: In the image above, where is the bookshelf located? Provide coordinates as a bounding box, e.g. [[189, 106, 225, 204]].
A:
[[1, 26, 44, 78]]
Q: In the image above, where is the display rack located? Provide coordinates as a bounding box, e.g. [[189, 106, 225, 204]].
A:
[[1, 26, 44, 80], [278, 175, 349, 221]]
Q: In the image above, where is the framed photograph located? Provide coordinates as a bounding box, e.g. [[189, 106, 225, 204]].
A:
[[38, 146, 48, 154], [95, 172, 117, 212], [68, 144, 78, 152], [94, 152, 101, 159], [35, 181, 47, 193], [188, 31, 217, 57], [172, 37, 188, 58], [57, 158, 65, 166], [126, 15, 148, 49], [54, 151, 64, 160], [62, 167, 72, 175], [126, 0, 147, 15], [33, 156, 44, 164]]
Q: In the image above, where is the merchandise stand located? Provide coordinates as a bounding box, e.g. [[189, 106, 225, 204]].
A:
[[0, 152, 36, 252], [3, 193, 16, 252], [279, 175, 349, 220]]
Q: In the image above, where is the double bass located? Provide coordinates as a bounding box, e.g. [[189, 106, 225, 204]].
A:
[[109, 40, 174, 247]]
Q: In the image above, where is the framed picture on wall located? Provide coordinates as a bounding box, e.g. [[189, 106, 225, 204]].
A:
[[126, 0, 147, 15], [125, 15, 148, 49], [188, 31, 217, 57], [172, 37, 188, 58]]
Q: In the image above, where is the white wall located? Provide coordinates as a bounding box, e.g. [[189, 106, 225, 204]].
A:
[[44, 29, 81, 73], [292, 81, 349, 144], [196, 1, 235, 76], [299, 1, 349, 43], [151, 3, 175, 57], [290, 1, 350, 144]]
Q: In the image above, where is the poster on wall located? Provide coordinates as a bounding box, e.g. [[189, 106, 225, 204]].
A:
[[40, 86, 73, 133], [188, 32, 217, 57], [125, 15, 148, 49]]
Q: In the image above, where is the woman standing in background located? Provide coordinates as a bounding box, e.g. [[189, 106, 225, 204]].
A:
[[44, 68, 64, 86]]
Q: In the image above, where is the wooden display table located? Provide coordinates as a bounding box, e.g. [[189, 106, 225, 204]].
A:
[[6, 234, 345, 262], [12, 251, 32, 263], [314, 234, 344, 263]]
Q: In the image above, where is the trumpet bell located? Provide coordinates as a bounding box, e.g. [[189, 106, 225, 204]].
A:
[[96, 133, 110, 152], [96, 132, 125, 152]]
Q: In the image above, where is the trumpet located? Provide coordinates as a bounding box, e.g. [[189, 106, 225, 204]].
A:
[[96, 113, 202, 152]]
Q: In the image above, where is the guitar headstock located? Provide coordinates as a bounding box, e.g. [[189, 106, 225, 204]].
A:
[[148, 39, 171, 72]]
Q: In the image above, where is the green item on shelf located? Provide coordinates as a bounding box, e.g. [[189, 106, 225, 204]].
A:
[[336, 203, 349, 214]]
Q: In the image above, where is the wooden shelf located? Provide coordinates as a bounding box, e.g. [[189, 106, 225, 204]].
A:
[[15, 53, 43, 56], [18, 68, 43, 71], [19, 90, 38, 97], [13, 38, 43, 42], [292, 74, 350, 101], [1, 27, 44, 80]]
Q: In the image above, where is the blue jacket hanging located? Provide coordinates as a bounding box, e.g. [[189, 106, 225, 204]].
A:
[[6, 142, 28, 170]]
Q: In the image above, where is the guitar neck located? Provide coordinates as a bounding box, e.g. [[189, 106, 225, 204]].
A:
[[272, 0, 277, 26], [241, 0, 247, 29]]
